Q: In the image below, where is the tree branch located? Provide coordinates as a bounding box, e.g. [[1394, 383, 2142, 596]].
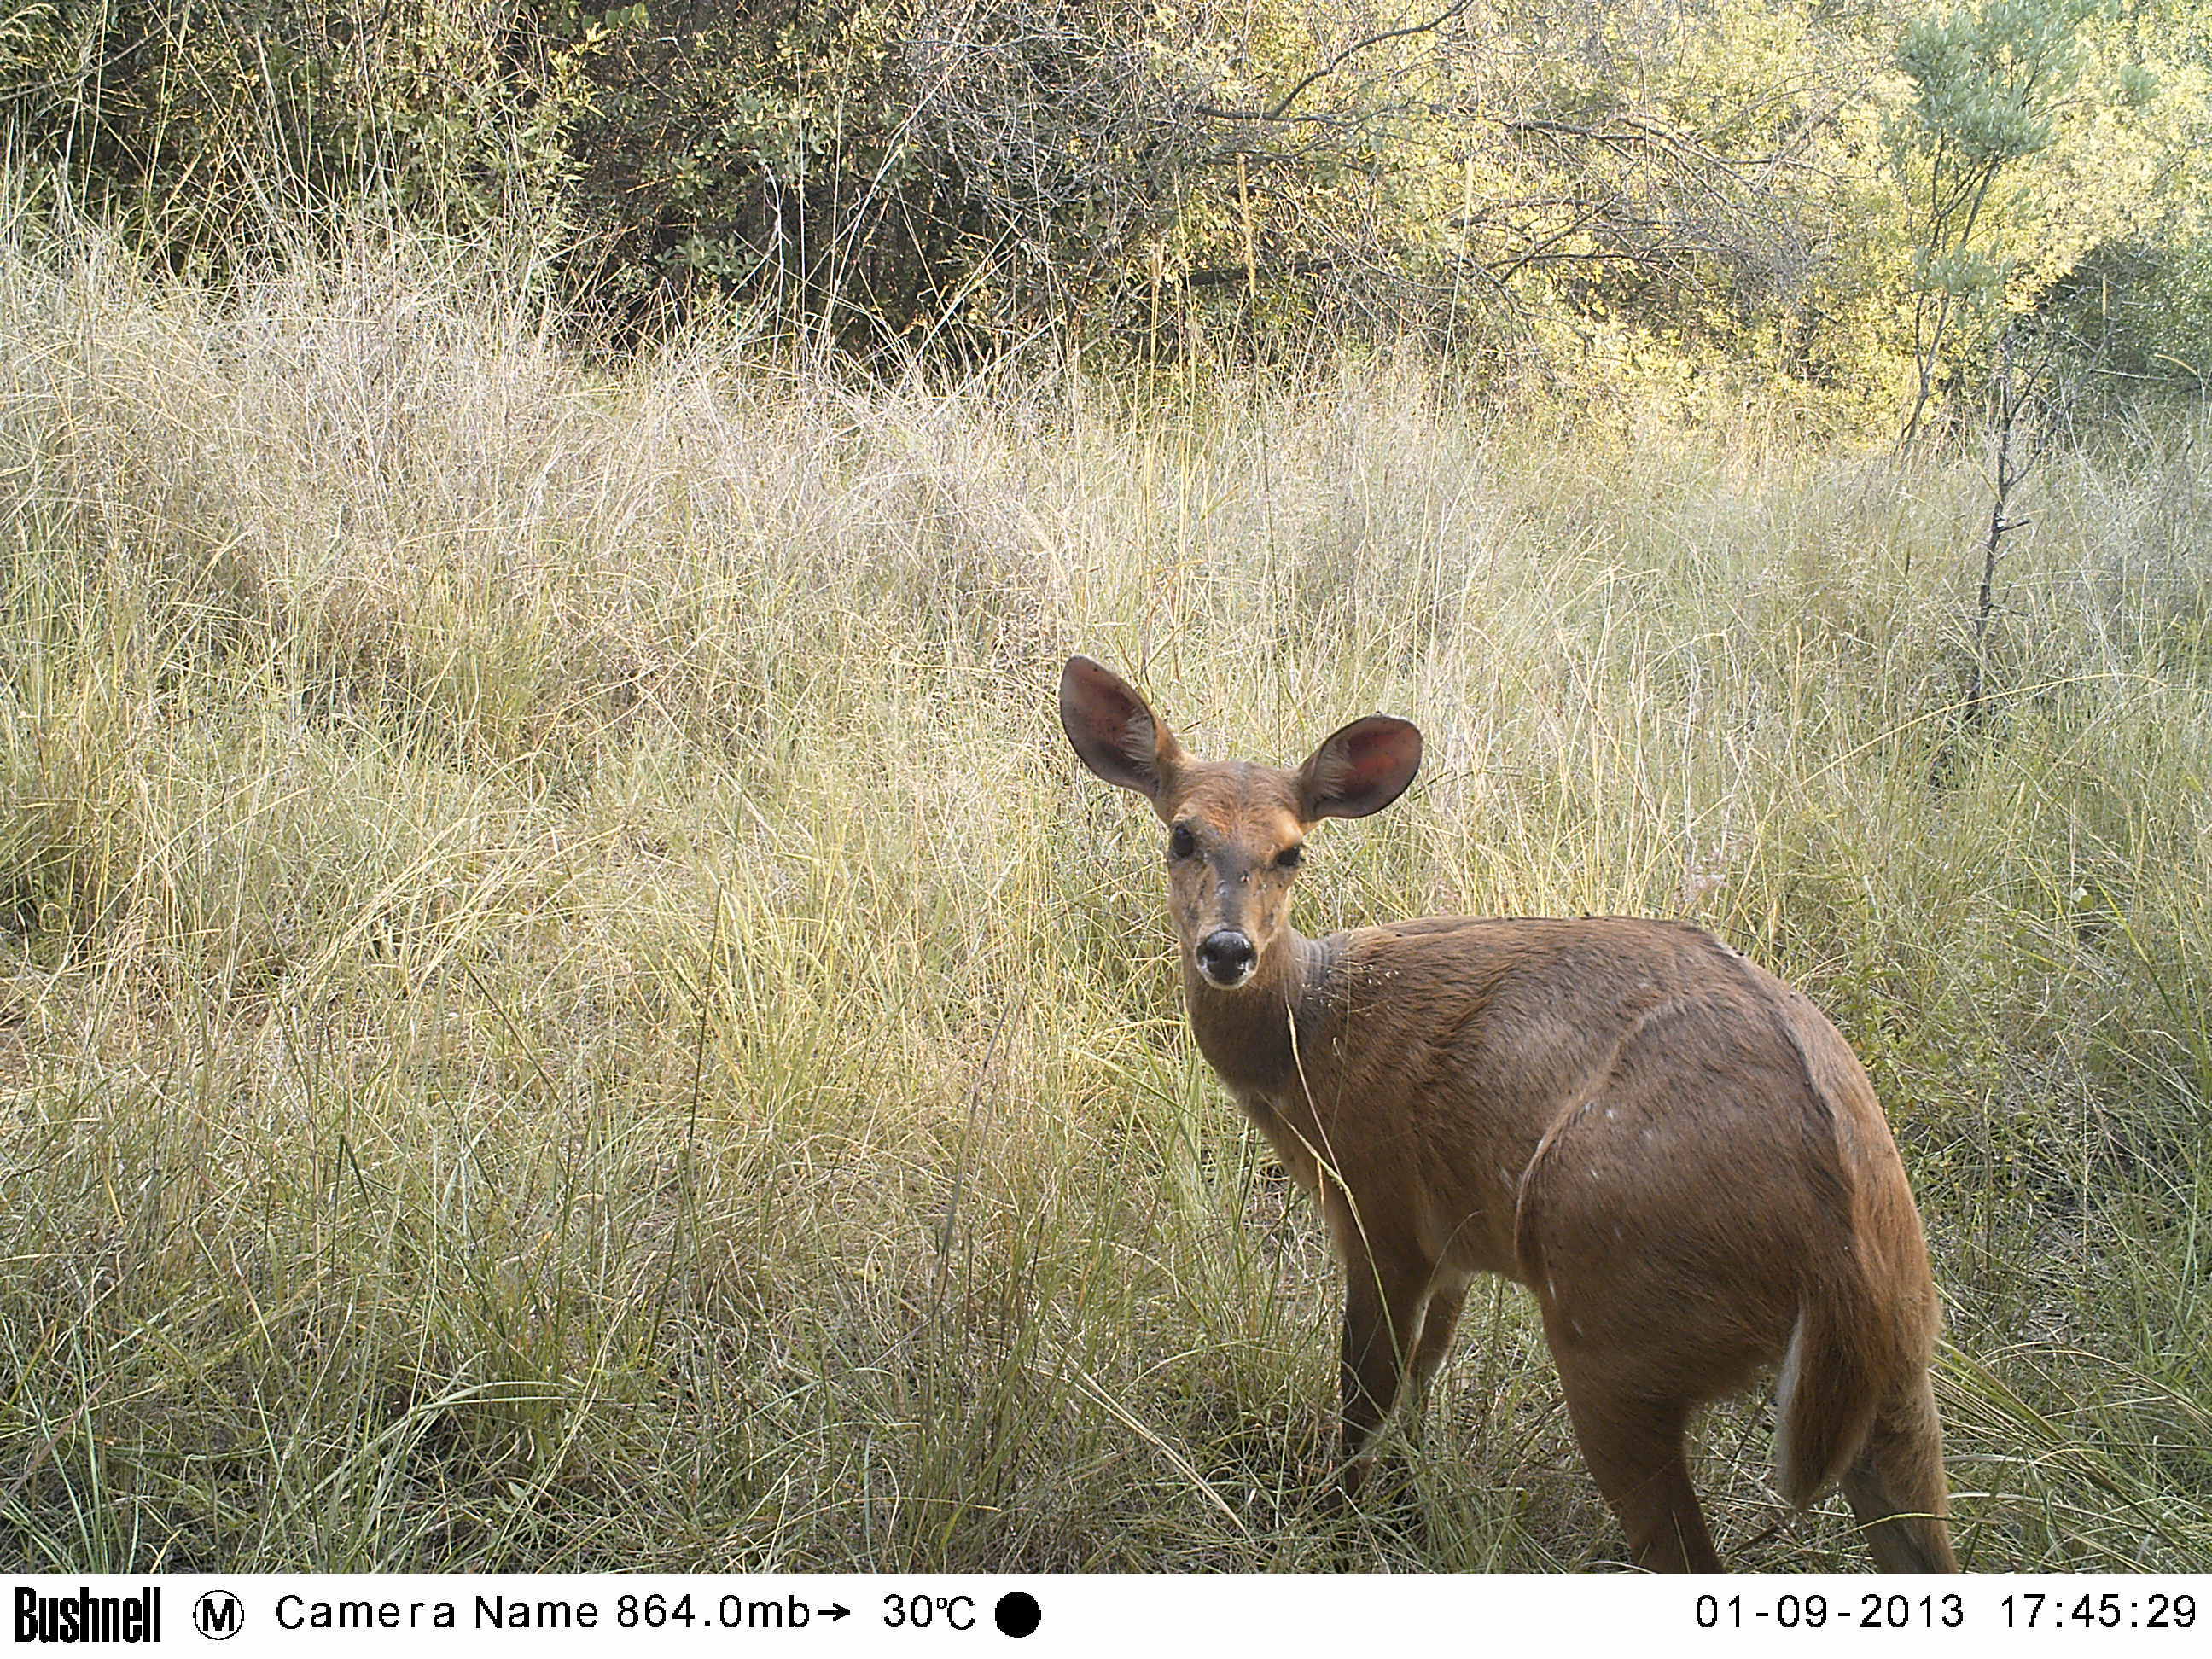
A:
[[1505, 114, 1825, 174], [1192, 0, 1474, 124]]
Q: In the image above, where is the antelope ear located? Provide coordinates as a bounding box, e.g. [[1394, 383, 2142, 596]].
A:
[[1297, 715, 1423, 820], [1058, 656, 1185, 802]]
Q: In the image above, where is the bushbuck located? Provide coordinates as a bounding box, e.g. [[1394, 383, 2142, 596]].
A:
[[1058, 655, 1955, 1573]]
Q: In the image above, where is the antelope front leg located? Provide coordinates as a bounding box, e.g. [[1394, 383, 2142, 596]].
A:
[[1335, 1240, 1434, 1493]]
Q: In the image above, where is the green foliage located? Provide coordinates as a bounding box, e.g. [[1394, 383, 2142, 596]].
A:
[[3, 0, 2209, 418], [1891, 0, 2098, 436], [2031, 0, 2212, 393], [565, 2, 1215, 349], [1898, 0, 2092, 165], [0, 0, 606, 260]]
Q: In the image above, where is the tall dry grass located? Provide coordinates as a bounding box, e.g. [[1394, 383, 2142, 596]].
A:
[[1, 219, 2208, 1570]]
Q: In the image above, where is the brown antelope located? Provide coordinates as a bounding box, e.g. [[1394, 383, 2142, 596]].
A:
[[1058, 655, 1956, 1573]]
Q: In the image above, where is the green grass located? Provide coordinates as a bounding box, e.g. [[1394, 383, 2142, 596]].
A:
[[1, 221, 2208, 1571]]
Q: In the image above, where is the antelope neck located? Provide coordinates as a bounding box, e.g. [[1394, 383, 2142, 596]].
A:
[[1181, 929, 1335, 1093]]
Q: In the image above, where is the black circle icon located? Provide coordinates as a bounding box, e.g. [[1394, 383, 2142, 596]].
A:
[[992, 1592, 1041, 1639], [193, 1590, 245, 1640]]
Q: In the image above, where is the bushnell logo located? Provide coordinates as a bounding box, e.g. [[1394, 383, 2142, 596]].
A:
[[12, 1587, 163, 1644]]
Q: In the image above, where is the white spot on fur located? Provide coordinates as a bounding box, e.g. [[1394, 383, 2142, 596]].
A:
[[1774, 1310, 1811, 1504]]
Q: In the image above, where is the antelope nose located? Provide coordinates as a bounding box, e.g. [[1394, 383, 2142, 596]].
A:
[[1196, 929, 1258, 987]]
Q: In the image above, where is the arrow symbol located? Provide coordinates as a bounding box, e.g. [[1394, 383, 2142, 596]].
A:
[[818, 1605, 851, 1622]]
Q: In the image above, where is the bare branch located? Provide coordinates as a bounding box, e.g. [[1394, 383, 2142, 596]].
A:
[[1192, 0, 1474, 124], [1505, 115, 1829, 176]]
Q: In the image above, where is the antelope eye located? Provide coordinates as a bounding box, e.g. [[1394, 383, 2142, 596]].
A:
[[1276, 843, 1304, 870], [1168, 824, 1196, 860]]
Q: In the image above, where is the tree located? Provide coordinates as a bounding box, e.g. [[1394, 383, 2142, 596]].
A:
[[1890, 0, 2099, 444]]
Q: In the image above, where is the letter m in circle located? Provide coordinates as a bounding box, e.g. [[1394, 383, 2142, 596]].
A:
[[194, 1592, 244, 1640]]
